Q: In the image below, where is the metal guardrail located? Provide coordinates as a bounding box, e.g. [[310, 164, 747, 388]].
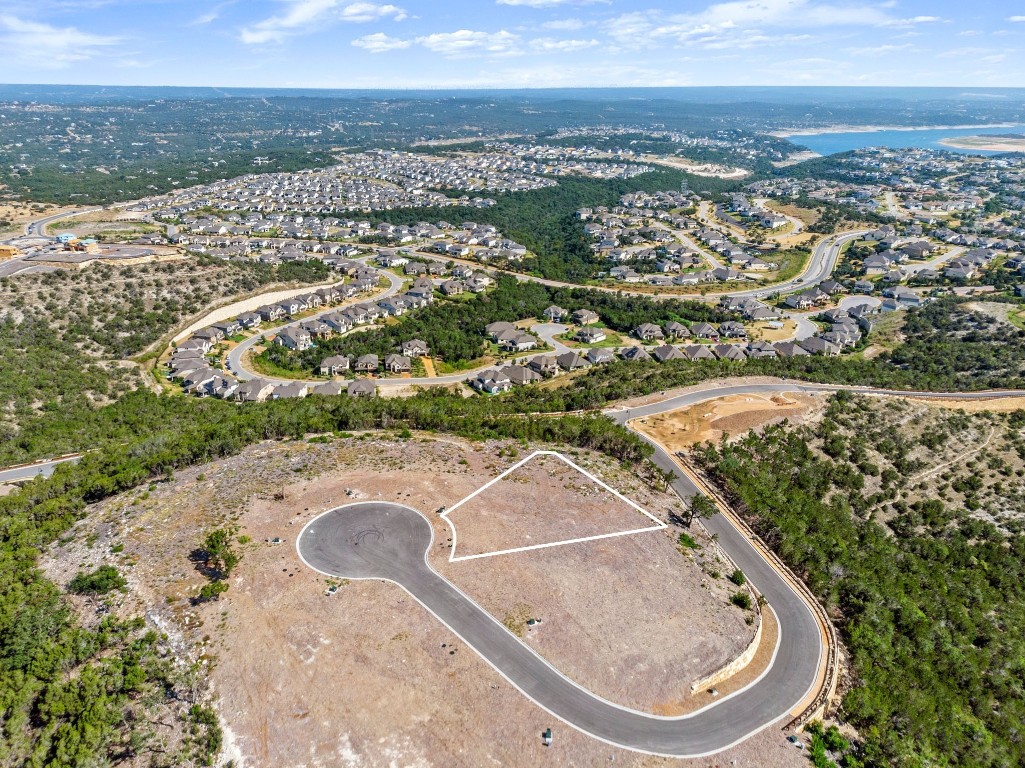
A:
[[674, 452, 841, 731]]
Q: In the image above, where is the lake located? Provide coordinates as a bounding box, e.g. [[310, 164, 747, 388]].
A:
[[785, 125, 1025, 156]]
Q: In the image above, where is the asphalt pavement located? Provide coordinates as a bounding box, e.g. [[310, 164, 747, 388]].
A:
[[297, 493, 821, 758]]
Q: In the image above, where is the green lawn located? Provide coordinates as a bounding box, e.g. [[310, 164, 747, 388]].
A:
[[558, 329, 624, 349]]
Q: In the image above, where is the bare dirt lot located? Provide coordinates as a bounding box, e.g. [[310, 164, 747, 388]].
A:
[[445, 451, 661, 558], [631, 392, 827, 451], [39, 434, 806, 767]]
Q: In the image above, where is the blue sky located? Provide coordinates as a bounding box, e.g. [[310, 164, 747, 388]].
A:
[[1, 0, 1024, 88]]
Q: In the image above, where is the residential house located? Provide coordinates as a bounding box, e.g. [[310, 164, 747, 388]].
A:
[[572, 309, 600, 326], [192, 326, 225, 344], [664, 321, 690, 339], [499, 332, 538, 352], [619, 346, 652, 362], [576, 327, 607, 344], [557, 352, 589, 371], [347, 379, 377, 397], [323, 313, 353, 334], [586, 348, 616, 365], [743, 341, 775, 359], [384, 354, 411, 373], [798, 337, 841, 356], [272, 382, 309, 399], [634, 322, 665, 341], [237, 312, 262, 330], [319, 355, 350, 376], [502, 365, 542, 386], [690, 322, 720, 340], [233, 378, 275, 402], [651, 344, 685, 362], [275, 327, 312, 351], [712, 344, 748, 361], [401, 339, 430, 357], [774, 341, 811, 358], [486, 321, 517, 341], [718, 321, 747, 338], [528, 355, 560, 377], [471, 368, 512, 394], [683, 344, 715, 361], [311, 381, 345, 396], [354, 354, 379, 372], [543, 305, 567, 322]]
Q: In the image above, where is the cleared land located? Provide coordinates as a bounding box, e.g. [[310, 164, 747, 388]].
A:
[[37, 434, 801, 767], [632, 392, 827, 451], [444, 451, 661, 559]]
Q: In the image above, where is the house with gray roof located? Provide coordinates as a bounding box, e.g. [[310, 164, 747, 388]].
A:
[[471, 368, 512, 394], [620, 346, 652, 362], [634, 323, 664, 341], [275, 327, 312, 351], [347, 379, 377, 397], [320, 355, 350, 376], [384, 354, 412, 373], [651, 344, 685, 362], [502, 365, 542, 386]]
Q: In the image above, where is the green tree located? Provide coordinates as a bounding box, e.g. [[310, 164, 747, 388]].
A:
[[201, 526, 241, 578]]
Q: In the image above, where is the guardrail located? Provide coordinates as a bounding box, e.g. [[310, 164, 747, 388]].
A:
[[673, 452, 841, 731]]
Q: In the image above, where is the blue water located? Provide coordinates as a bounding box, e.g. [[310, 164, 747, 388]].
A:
[[786, 125, 1025, 156]]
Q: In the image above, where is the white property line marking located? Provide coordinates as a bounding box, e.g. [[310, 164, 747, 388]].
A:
[[295, 503, 790, 758], [441, 450, 666, 562]]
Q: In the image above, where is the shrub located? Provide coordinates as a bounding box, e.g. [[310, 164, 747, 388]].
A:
[[730, 591, 752, 610], [677, 532, 699, 549], [68, 565, 126, 595]]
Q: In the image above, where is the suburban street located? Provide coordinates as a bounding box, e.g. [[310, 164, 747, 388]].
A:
[[297, 499, 820, 758], [283, 381, 1025, 758], [225, 269, 404, 382], [0, 455, 80, 483]]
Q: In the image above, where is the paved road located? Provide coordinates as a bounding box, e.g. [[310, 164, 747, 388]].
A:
[[226, 269, 403, 382], [288, 383, 1025, 756], [0, 456, 79, 484], [297, 500, 818, 757], [532, 323, 572, 354], [222, 230, 856, 385], [403, 228, 868, 303]]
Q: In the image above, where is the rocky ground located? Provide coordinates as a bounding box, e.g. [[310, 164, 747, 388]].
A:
[[40, 432, 804, 768]]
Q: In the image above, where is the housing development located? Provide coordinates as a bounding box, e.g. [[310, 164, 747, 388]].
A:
[[4, 75, 1025, 768]]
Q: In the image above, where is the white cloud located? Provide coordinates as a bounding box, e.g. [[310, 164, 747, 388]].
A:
[[241, 1, 407, 44], [541, 18, 587, 30], [846, 42, 913, 55], [0, 14, 120, 68], [339, 2, 407, 22], [1009, 16, 1025, 23], [497, 0, 607, 6], [351, 31, 410, 52], [190, 1, 236, 26], [529, 36, 599, 52], [415, 29, 521, 57], [879, 15, 942, 28], [604, 1, 944, 50]]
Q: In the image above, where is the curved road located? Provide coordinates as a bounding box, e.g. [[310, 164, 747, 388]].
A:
[[226, 270, 404, 382], [224, 231, 857, 388], [298, 500, 818, 758], [291, 381, 1025, 757]]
